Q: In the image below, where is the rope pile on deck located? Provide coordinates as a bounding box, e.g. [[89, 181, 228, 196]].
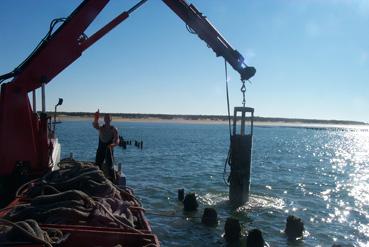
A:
[[0, 218, 66, 246], [3, 159, 142, 231]]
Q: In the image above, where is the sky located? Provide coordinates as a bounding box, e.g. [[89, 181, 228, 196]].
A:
[[0, 0, 368, 123]]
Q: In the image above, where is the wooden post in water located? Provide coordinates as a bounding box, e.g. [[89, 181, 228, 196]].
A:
[[229, 107, 254, 207]]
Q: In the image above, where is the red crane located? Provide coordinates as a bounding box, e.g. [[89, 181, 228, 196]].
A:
[[0, 0, 255, 200]]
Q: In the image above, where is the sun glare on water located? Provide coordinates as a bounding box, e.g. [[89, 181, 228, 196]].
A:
[[330, 130, 369, 240]]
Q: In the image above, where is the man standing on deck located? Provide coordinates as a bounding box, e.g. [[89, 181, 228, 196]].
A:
[[92, 110, 119, 179]]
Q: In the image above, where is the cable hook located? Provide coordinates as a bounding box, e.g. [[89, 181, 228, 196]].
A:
[[240, 80, 246, 107]]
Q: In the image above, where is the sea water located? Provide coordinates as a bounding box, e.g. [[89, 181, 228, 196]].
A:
[[57, 121, 369, 247]]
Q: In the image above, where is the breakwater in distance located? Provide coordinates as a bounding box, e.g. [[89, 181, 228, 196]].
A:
[[57, 120, 369, 246]]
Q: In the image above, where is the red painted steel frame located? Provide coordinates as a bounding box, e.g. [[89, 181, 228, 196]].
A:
[[0, 0, 131, 177]]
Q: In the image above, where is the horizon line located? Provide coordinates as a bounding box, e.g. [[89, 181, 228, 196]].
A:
[[49, 111, 368, 125]]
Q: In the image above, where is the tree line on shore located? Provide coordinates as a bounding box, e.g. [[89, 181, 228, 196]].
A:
[[48, 111, 368, 125]]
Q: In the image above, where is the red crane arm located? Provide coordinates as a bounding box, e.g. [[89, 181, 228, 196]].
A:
[[0, 0, 255, 180], [7, 0, 148, 93], [3, 0, 255, 92], [162, 0, 256, 81], [8, 0, 107, 92]]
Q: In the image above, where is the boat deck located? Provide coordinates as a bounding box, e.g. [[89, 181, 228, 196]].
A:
[[0, 160, 160, 247]]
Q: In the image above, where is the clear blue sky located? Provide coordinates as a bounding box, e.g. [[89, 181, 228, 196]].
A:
[[1, 0, 368, 123]]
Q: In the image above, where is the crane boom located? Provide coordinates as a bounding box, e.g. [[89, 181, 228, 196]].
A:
[[0, 0, 255, 183], [162, 0, 256, 81], [3, 0, 149, 93]]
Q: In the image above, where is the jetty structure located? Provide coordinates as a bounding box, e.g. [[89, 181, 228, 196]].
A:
[[0, 0, 255, 246]]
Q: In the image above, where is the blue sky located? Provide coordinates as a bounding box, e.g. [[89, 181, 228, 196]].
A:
[[1, 0, 368, 122]]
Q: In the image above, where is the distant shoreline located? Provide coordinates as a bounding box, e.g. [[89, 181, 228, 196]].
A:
[[52, 112, 369, 130]]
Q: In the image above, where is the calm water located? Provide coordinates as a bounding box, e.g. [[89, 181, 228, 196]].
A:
[[57, 121, 369, 247]]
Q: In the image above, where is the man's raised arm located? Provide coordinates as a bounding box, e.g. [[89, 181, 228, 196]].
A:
[[92, 110, 100, 129]]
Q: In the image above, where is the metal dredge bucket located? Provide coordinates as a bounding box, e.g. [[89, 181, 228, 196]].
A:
[[229, 107, 254, 207]]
